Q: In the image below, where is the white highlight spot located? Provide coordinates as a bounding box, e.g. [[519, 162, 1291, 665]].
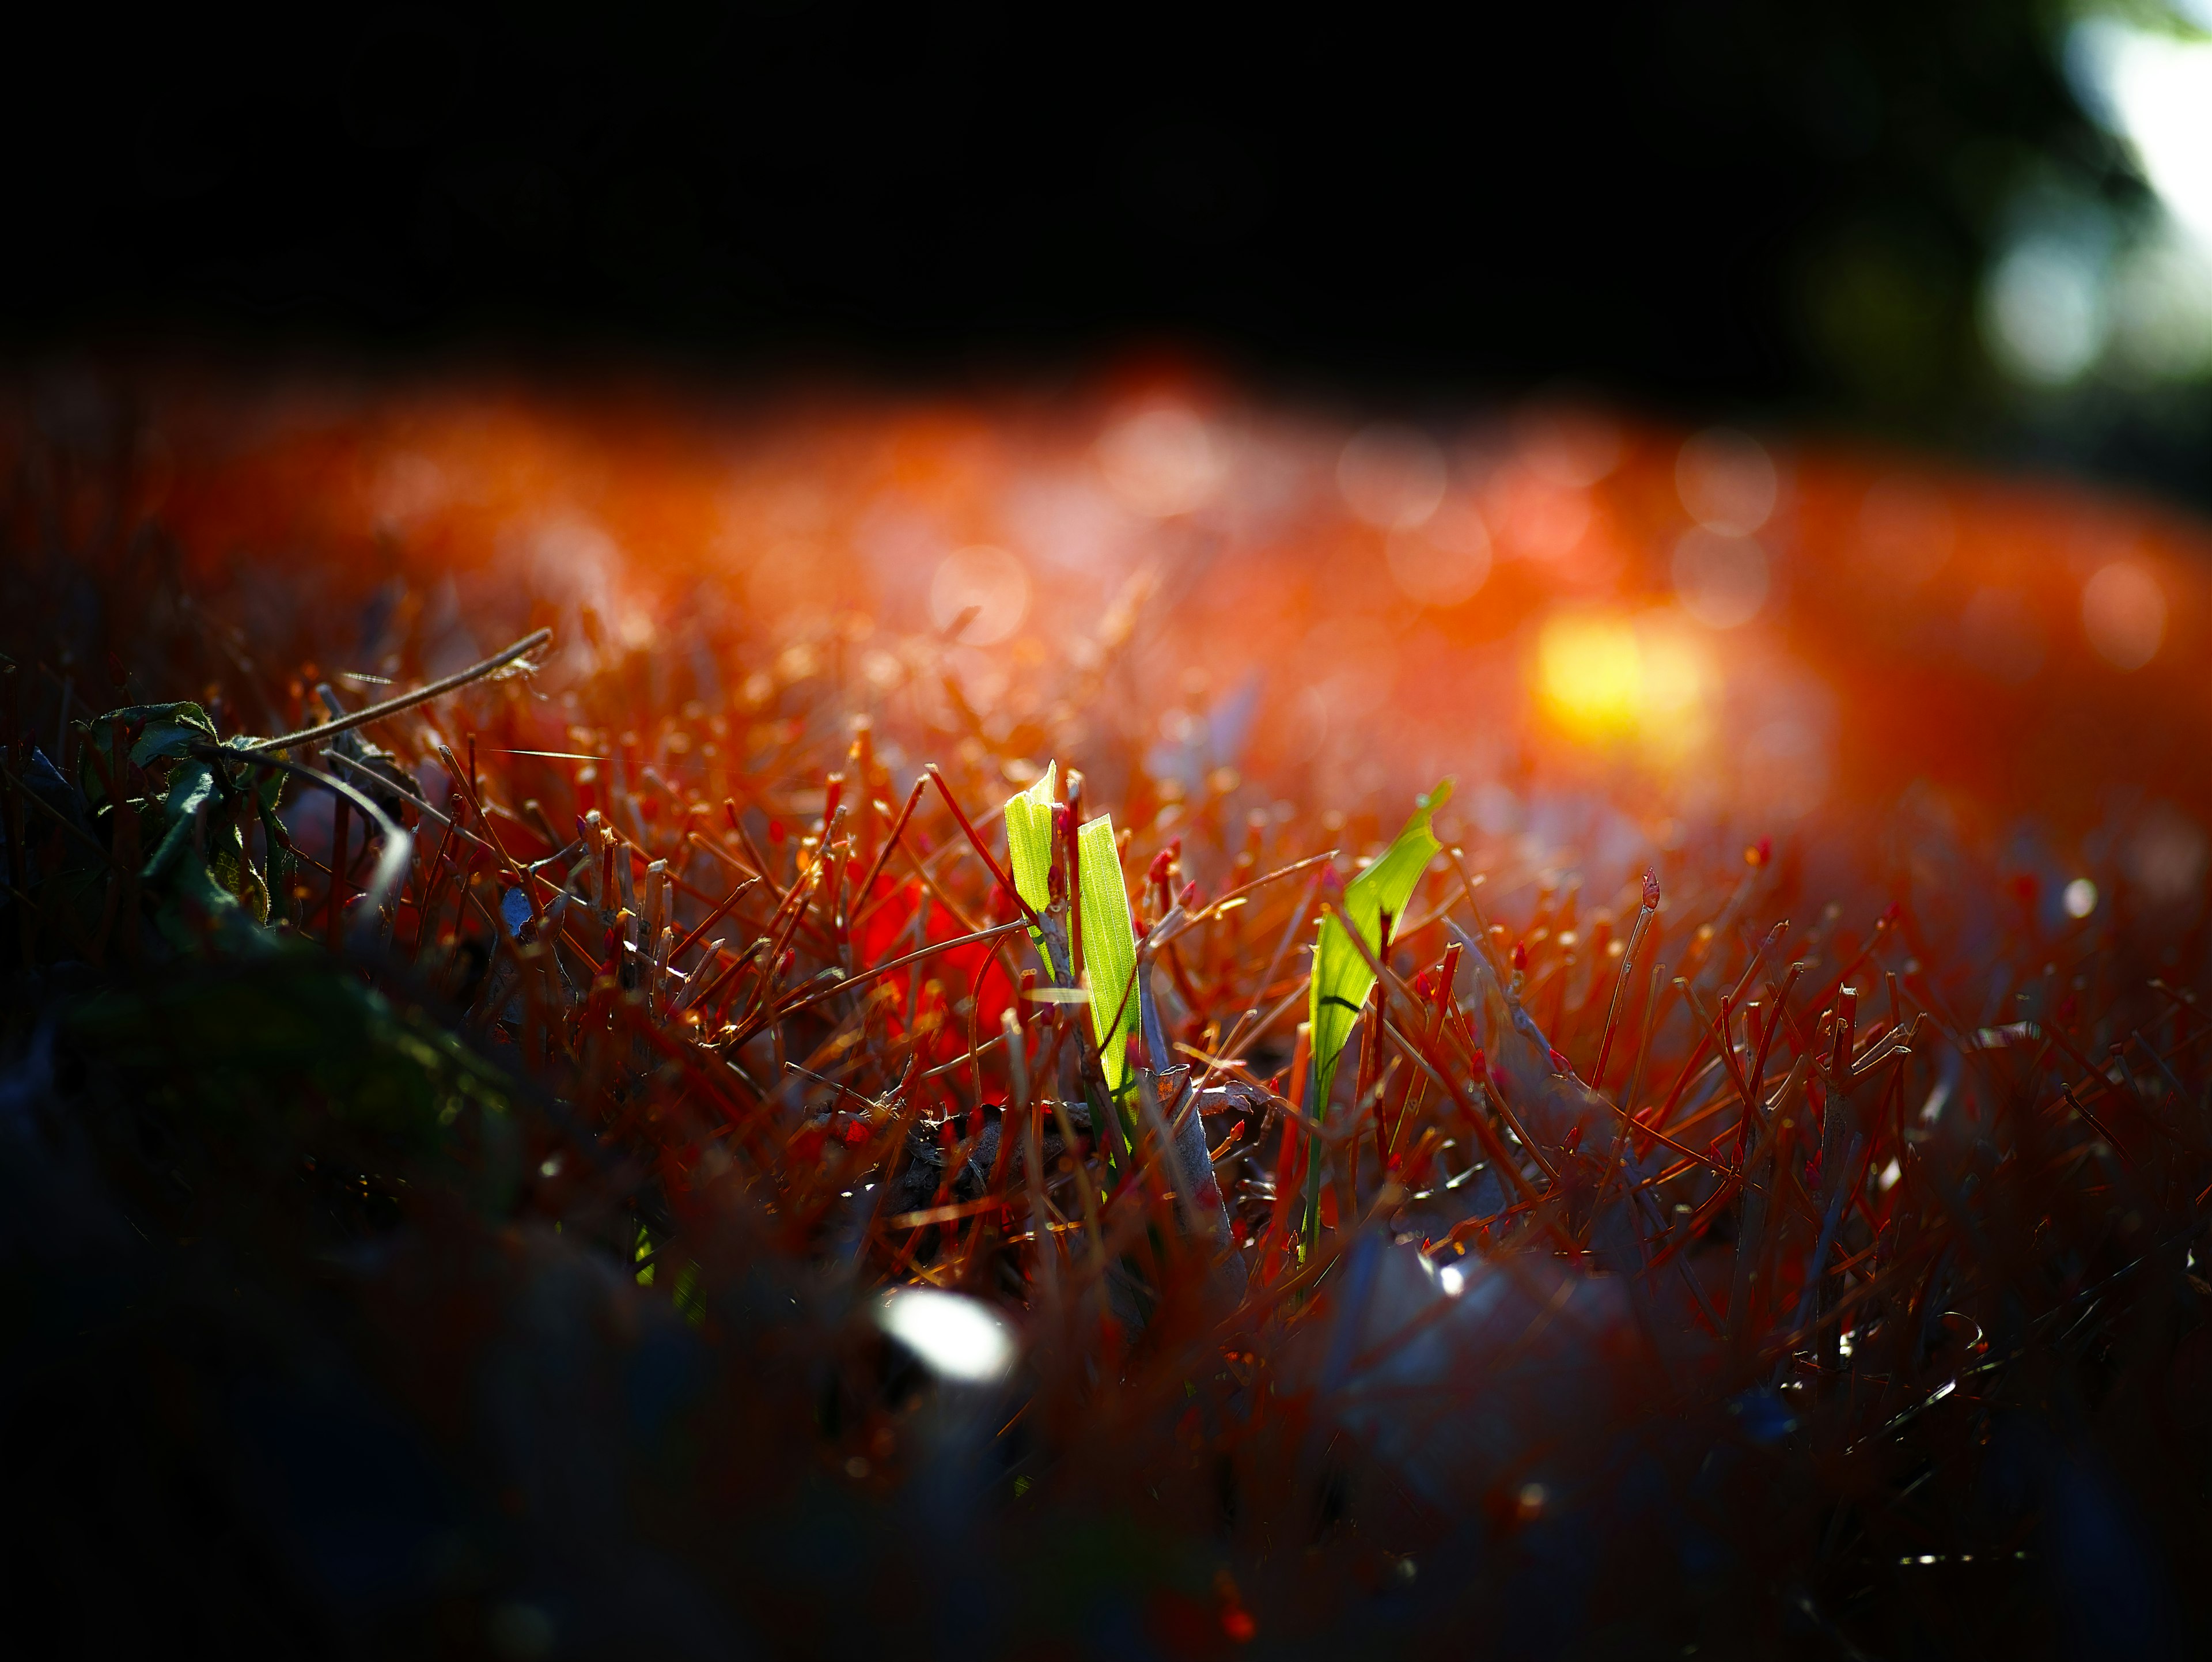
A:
[[876, 1287, 1017, 1384], [1920, 1078, 1951, 1126], [2069, 22, 2212, 250], [2063, 878, 2099, 920], [1438, 1264, 1465, 1297]]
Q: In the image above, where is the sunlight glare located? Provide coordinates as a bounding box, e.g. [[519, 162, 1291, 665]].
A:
[[2069, 21, 2212, 250], [1537, 612, 1715, 758], [1537, 614, 1643, 740]]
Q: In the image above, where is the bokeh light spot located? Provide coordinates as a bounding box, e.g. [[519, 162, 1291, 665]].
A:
[[1513, 405, 1623, 487], [1338, 423, 1447, 530], [1095, 406, 1224, 518], [1981, 238, 2105, 385], [2063, 878, 2099, 919], [1676, 429, 1778, 535], [1385, 501, 1491, 607], [1672, 529, 1770, 629], [2081, 559, 2167, 671], [1491, 469, 1592, 562], [929, 544, 1031, 645], [2124, 803, 2209, 906]]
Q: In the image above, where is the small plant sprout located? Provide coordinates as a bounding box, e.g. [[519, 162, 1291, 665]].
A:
[[1305, 777, 1452, 1250], [1077, 811, 1140, 1099], [1004, 761, 1071, 983]]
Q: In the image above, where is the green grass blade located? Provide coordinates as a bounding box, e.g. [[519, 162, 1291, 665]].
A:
[[1004, 762, 1061, 978], [1077, 812, 1139, 1097], [1308, 778, 1453, 1115]]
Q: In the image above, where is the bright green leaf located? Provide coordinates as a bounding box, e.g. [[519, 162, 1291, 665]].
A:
[[1308, 778, 1453, 1115], [1004, 762, 1056, 911], [1077, 813, 1139, 1097], [1004, 762, 1063, 978]]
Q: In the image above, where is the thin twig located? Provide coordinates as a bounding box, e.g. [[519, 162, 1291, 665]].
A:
[[238, 627, 552, 755]]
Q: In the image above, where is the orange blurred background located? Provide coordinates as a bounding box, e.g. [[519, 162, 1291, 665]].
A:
[[68, 366, 2205, 866]]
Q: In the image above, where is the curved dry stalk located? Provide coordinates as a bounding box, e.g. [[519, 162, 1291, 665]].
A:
[[238, 626, 552, 756]]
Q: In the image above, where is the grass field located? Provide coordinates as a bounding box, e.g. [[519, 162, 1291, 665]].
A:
[[4, 367, 2210, 1659]]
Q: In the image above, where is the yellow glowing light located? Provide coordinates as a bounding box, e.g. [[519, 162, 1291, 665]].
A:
[[1536, 612, 1714, 756], [1538, 614, 1642, 739], [1633, 628, 1714, 759]]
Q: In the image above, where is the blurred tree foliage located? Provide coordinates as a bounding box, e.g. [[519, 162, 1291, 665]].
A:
[[5, 2, 2202, 501]]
